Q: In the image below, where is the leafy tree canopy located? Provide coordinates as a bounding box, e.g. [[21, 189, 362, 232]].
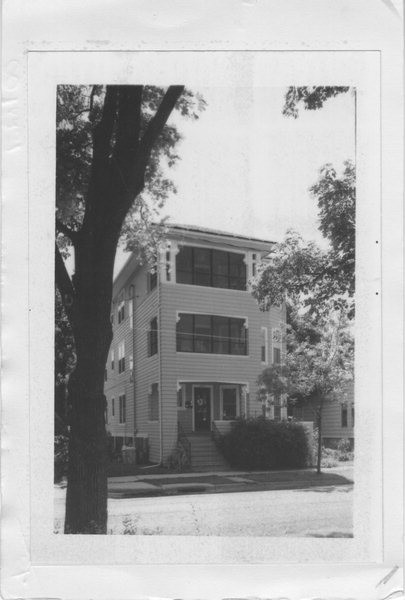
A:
[[259, 310, 353, 405], [56, 85, 206, 261], [283, 86, 351, 118], [251, 160, 355, 319]]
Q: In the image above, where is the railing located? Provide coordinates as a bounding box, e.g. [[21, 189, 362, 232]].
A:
[[177, 421, 191, 466]]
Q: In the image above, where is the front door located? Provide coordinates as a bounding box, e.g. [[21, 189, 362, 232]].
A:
[[194, 386, 211, 432]]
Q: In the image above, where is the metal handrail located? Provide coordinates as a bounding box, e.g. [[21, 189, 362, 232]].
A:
[[177, 421, 191, 465]]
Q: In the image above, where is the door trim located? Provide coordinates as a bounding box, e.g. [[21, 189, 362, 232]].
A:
[[192, 384, 214, 432]]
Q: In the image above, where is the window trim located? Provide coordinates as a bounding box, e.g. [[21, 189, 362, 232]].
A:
[[219, 385, 240, 421], [119, 394, 126, 424], [261, 326, 268, 364], [176, 312, 248, 356], [148, 316, 158, 356], [118, 341, 125, 374]]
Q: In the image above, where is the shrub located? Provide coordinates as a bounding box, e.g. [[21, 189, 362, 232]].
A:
[[54, 434, 69, 483], [336, 437, 353, 461], [218, 417, 310, 470]]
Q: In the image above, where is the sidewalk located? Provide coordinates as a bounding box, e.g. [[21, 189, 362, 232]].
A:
[[106, 465, 353, 499]]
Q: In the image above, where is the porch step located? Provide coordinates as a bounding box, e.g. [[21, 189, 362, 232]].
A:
[[188, 434, 229, 471]]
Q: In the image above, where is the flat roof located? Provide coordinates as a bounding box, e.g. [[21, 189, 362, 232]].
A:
[[166, 223, 275, 246]]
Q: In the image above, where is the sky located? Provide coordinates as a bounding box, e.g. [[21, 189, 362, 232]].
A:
[[115, 87, 355, 274]]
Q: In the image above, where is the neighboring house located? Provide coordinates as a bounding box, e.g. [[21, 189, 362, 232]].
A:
[[104, 224, 287, 465], [288, 382, 355, 449]]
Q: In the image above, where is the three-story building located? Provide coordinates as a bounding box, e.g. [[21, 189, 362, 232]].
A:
[[104, 224, 287, 465]]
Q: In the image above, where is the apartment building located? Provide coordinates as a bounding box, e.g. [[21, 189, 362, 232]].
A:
[[104, 224, 287, 465]]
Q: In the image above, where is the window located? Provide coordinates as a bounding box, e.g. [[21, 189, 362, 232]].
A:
[[148, 317, 158, 356], [261, 327, 268, 363], [341, 404, 348, 427], [176, 313, 248, 355], [118, 298, 125, 324], [221, 387, 238, 420], [118, 341, 125, 374], [111, 349, 114, 371], [176, 246, 246, 290], [177, 384, 184, 408], [351, 403, 355, 427], [128, 301, 133, 329], [148, 383, 159, 421], [112, 398, 115, 417], [273, 347, 281, 364], [119, 394, 126, 423], [148, 270, 157, 291]]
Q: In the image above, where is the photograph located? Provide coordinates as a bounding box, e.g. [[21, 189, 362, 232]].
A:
[[54, 83, 356, 537]]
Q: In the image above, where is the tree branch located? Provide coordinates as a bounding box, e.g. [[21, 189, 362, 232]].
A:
[[55, 243, 76, 325], [138, 85, 184, 168], [56, 218, 78, 242]]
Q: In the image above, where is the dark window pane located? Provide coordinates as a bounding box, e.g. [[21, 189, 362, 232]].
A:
[[176, 246, 193, 284], [149, 317, 158, 356], [212, 250, 228, 288], [273, 347, 281, 364], [222, 388, 237, 419], [194, 314, 212, 353], [341, 405, 348, 427], [176, 314, 194, 352], [194, 248, 211, 286], [229, 254, 246, 290], [212, 316, 230, 353], [230, 318, 247, 355]]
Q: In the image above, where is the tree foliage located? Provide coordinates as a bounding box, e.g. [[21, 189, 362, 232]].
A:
[[283, 86, 351, 118], [56, 85, 206, 258], [251, 160, 355, 319], [258, 310, 354, 472], [55, 85, 205, 534]]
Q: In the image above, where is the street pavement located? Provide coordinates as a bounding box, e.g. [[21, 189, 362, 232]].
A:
[[54, 473, 353, 536]]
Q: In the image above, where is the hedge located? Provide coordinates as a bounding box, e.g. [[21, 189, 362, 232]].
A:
[[218, 417, 310, 470]]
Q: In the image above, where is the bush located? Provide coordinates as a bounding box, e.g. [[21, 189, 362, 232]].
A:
[[218, 417, 310, 470], [54, 434, 69, 483]]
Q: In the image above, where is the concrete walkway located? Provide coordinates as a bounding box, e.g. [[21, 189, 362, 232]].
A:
[[105, 465, 353, 498]]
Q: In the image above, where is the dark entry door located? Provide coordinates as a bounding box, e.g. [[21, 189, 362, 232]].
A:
[[194, 387, 211, 431]]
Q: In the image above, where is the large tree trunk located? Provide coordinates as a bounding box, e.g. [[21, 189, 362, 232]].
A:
[[63, 285, 114, 533], [56, 85, 185, 534]]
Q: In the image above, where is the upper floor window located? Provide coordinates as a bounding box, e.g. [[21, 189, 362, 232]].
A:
[[261, 327, 268, 363], [176, 246, 246, 290], [148, 317, 158, 356], [118, 341, 125, 373], [176, 313, 248, 355], [148, 270, 157, 291], [118, 298, 125, 324]]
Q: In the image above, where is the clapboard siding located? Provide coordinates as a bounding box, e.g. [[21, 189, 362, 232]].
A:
[[133, 280, 160, 463], [294, 383, 354, 442], [160, 281, 286, 447]]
